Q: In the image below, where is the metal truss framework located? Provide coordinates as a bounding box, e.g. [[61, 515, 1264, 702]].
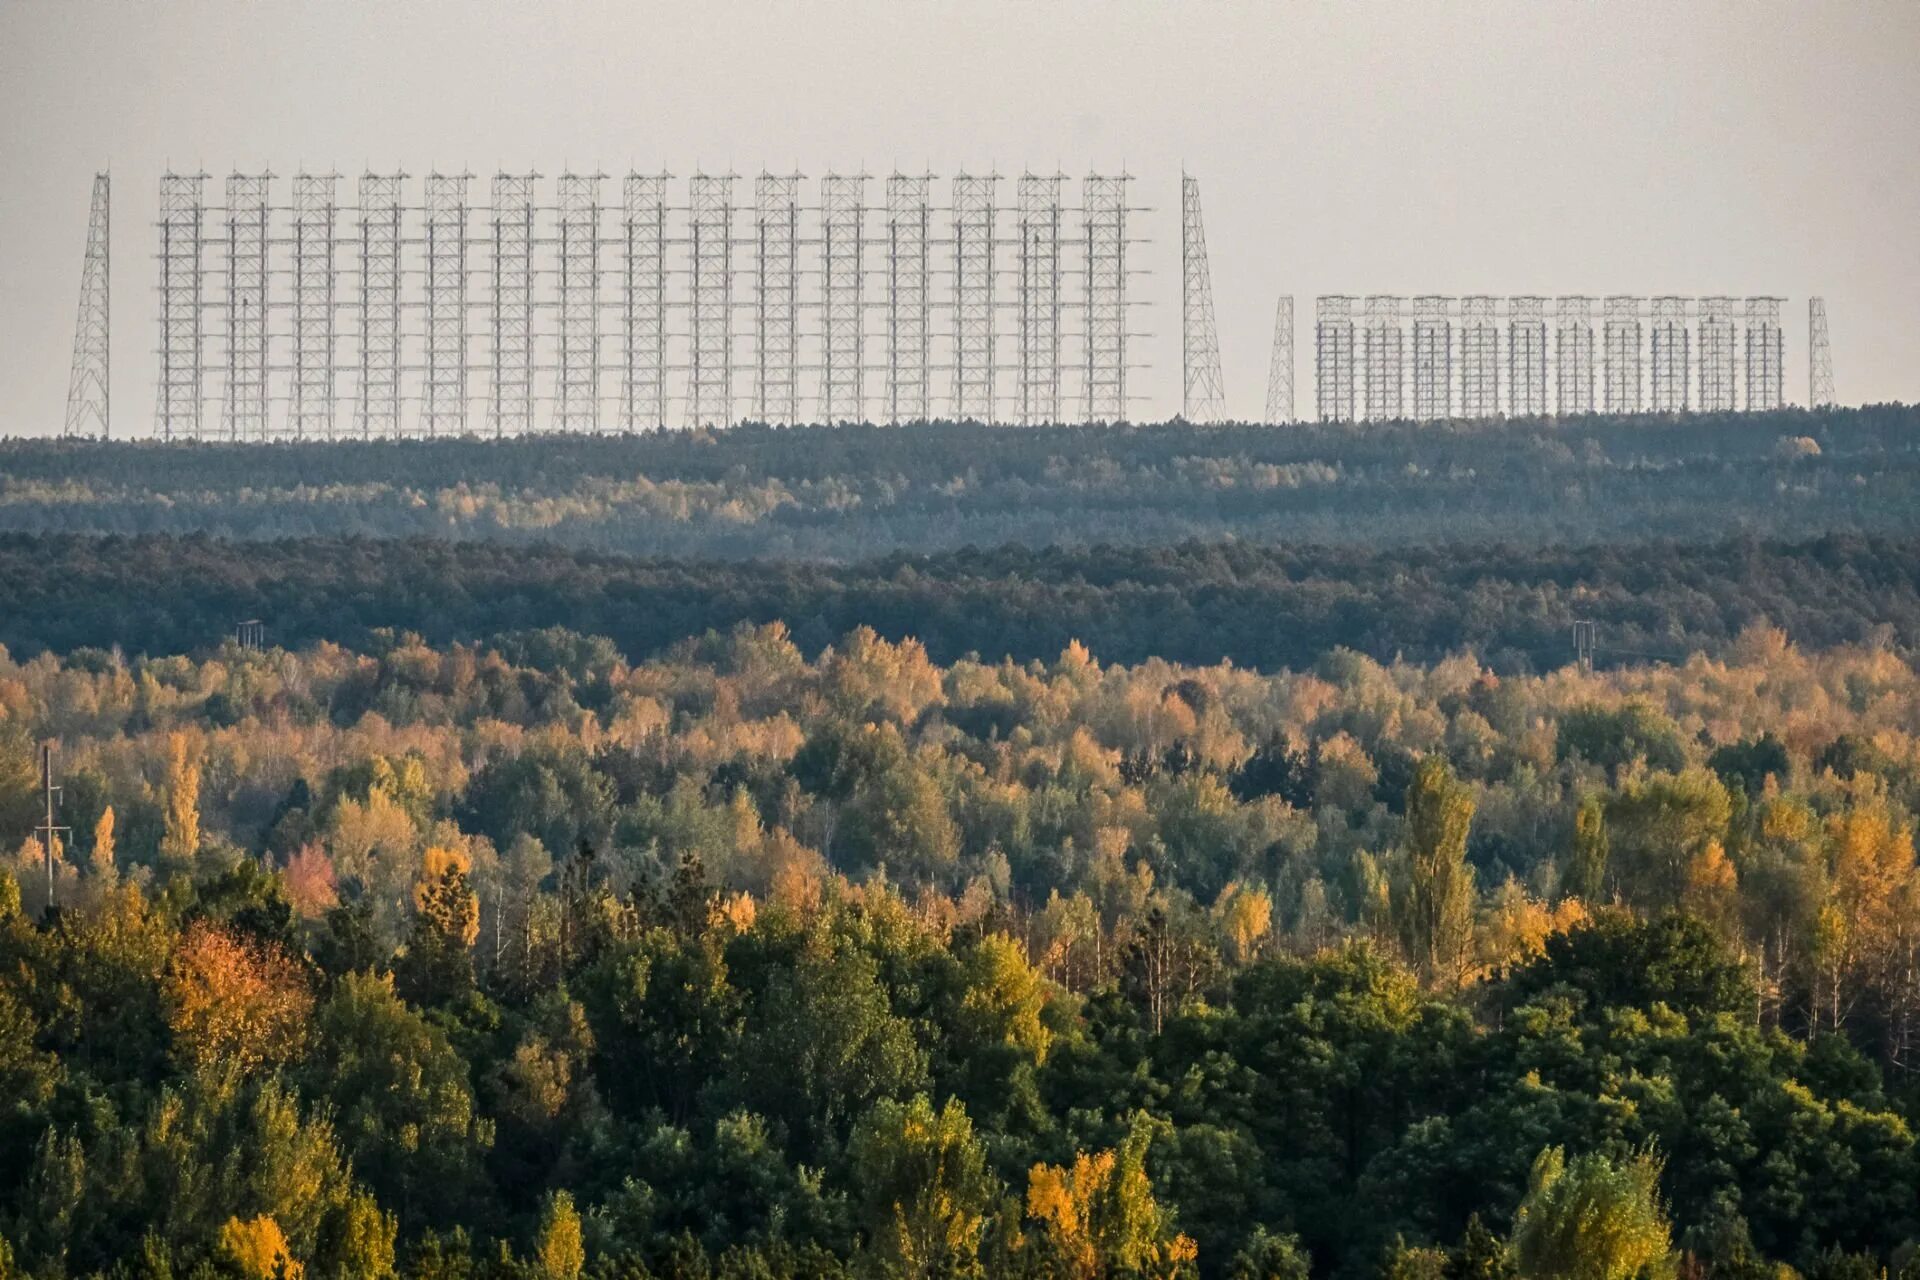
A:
[[1315, 295, 1356, 423], [1744, 297, 1783, 411], [1263, 295, 1293, 426], [557, 173, 606, 431], [64, 173, 110, 438], [156, 172, 208, 440], [489, 173, 537, 436], [291, 174, 340, 440], [1697, 295, 1737, 413], [753, 173, 800, 425], [622, 174, 670, 430], [1809, 297, 1835, 408], [1411, 295, 1450, 421], [885, 174, 931, 424], [1017, 173, 1065, 426], [1314, 293, 1793, 425], [1083, 173, 1134, 424], [1555, 296, 1595, 417], [142, 167, 1164, 436], [821, 173, 867, 423], [1179, 174, 1225, 423], [221, 172, 272, 441]]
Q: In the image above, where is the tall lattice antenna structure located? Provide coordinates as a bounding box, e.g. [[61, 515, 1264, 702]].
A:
[[1314, 295, 1356, 422], [489, 172, 537, 436], [952, 172, 999, 422], [1017, 172, 1065, 426], [1263, 295, 1293, 424], [63, 173, 110, 438], [1083, 172, 1132, 423], [1650, 295, 1689, 412], [1808, 296, 1835, 408], [885, 173, 932, 424], [753, 172, 800, 425], [156, 172, 209, 440], [1744, 297, 1783, 411], [1459, 296, 1498, 419], [1697, 296, 1737, 412], [1507, 296, 1548, 418], [1411, 295, 1451, 421], [1602, 295, 1643, 414], [1179, 175, 1225, 423], [356, 173, 406, 438], [1362, 295, 1404, 421], [821, 172, 868, 423], [689, 172, 737, 427], [557, 172, 607, 431], [621, 173, 670, 430], [291, 173, 340, 440], [1555, 296, 1595, 417], [221, 172, 271, 441], [423, 173, 474, 436]]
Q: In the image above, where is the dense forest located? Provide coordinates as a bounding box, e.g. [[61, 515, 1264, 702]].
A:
[[1, 406, 1916, 557], [1, 623, 1918, 1277], [2, 531, 1919, 672]]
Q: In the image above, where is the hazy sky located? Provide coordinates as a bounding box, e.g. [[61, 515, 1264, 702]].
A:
[[2, 0, 1916, 436]]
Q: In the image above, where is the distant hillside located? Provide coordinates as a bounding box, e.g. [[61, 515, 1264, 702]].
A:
[[2, 406, 1915, 557]]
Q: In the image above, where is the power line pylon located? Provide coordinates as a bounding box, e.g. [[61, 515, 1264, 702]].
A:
[[1263, 295, 1293, 425], [64, 173, 110, 438], [1179, 174, 1225, 423], [1808, 296, 1835, 408], [33, 743, 70, 915]]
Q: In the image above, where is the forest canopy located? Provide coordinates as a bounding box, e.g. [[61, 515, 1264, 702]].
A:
[[0, 623, 1917, 1277]]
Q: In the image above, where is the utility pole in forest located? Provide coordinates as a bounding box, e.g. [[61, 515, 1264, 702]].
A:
[[33, 743, 71, 915], [1573, 621, 1597, 675]]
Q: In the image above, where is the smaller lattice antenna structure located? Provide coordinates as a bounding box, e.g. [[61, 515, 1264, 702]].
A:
[[1179, 173, 1226, 422], [235, 619, 266, 651], [1572, 620, 1598, 675], [1808, 296, 1836, 408], [64, 172, 110, 437], [33, 744, 71, 915], [1264, 295, 1294, 424]]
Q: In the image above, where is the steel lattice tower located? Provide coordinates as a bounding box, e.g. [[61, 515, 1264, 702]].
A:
[[156, 172, 209, 440], [821, 172, 868, 424], [1602, 295, 1643, 414], [1314, 295, 1356, 422], [1507, 296, 1548, 418], [753, 173, 801, 426], [424, 173, 474, 435], [558, 172, 607, 431], [1697, 296, 1737, 412], [1555, 296, 1595, 417], [1650, 295, 1689, 412], [1083, 172, 1132, 424], [488, 173, 537, 436], [291, 173, 340, 440], [1458, 296, 1498, 419], [1411, 295, 1451, 421], [952, 172, 999, 422], [621, 173, 670, 430], [1017, 172, 1065, 426], [1744, 297, 1784, 411], [1362, 295, 1404, 422], [63, 173, 110, 438], [356, 173, 406, 438], [1179, 175, 1226, 423], [221, 172, 271, 441], [1263, 295, 1293, 425], [689, 173, 737, 427], [885, 173, 932, 424], [1808, 297, 1835, 408]]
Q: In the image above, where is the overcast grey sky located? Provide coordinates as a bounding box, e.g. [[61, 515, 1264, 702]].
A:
[[1, 0, 1916, 436]]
